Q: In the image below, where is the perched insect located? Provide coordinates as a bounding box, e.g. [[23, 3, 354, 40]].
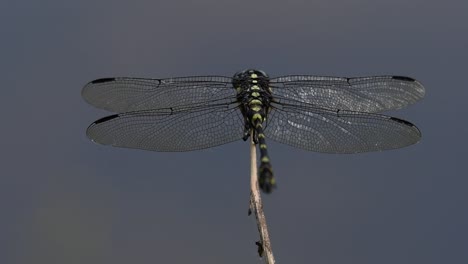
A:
[[82, 69, 425, 193]]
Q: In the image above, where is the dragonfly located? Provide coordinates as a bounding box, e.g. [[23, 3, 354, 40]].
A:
[[82, 69, 425, 193]]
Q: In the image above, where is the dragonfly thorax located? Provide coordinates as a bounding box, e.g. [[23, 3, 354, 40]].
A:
[[233, 69, 272, 127]]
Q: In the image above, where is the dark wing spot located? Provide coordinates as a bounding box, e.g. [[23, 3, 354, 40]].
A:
[[392, 76, 415, 82], [91, 78, 115, 84], [93, 114, 119, 124], [390, 117, 415, 127]]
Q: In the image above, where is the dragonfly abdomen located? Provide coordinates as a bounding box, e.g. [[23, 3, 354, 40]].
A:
[[253, 118, 276, 193]]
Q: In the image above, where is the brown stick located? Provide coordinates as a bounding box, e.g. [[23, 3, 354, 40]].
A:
[[249, 134, 275, 264]]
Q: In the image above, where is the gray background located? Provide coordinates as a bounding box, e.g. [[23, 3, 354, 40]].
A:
[[1, 0, 467, 263]]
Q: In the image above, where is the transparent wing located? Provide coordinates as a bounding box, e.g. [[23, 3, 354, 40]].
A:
[[82, 76, 235, 113], [264, 102, 421, 153], [269, 75, 425, 113], [86, 103, 245, 152]]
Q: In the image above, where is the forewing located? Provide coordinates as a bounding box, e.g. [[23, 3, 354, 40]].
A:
[[264, 102, 421, 153], [82, 76, 235, 113], [86, 104, 245, 152], [270, 75, 425, 113]]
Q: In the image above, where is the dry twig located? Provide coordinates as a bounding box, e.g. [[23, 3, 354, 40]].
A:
[[249, 134, 275, 264]]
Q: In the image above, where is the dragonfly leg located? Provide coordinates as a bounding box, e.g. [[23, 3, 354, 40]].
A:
[[243, 131, 250, 141], [242, 120, 251, 141]]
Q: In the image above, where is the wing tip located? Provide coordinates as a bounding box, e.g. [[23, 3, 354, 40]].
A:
[[81, 78, 118, 110], [392, 76, 426, 99], [390, 117, 422, 137], [86, 114, 120, 145]]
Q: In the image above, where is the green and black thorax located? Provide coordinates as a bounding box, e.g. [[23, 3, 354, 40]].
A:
[[232, 69, 273, 139]]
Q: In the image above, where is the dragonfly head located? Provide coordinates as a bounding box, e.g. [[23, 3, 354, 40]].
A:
[[233, 69, 268, 79], [232, 69, 269, 89]]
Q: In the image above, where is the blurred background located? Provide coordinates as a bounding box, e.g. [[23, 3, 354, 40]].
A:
[[1, 0, 467, 263]]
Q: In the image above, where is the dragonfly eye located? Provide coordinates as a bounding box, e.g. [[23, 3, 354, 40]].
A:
[[233, 69, 249, 78], [232, 69, 251, 87], [257, 70, 269, 78]]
